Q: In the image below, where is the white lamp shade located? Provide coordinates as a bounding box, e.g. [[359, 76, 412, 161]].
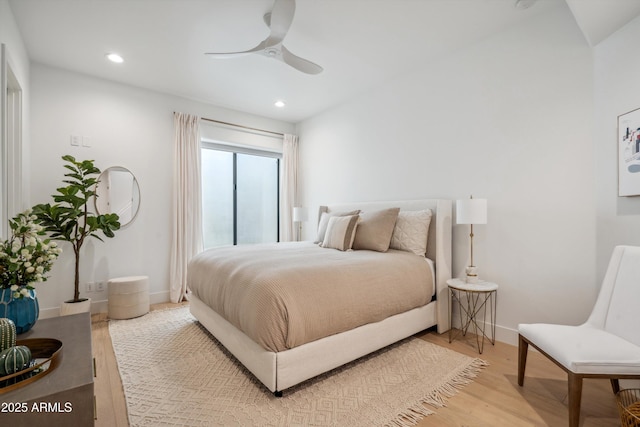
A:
[[292, 206, 308, 223], [456, 198, 487, 224]]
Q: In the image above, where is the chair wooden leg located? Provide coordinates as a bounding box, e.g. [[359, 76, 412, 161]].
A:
[[611, 379, 620, 394], [568, 373, 583, 427], [518, 334, 528, 386]]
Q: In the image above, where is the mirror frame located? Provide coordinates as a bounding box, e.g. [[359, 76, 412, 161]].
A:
[[94, 166, 141, 226]]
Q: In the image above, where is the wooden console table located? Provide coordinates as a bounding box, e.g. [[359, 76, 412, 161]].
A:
[[0, 312, 94, 426]]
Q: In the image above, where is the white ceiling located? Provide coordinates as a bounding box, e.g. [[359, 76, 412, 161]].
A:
[[565, 0, 640, 46], [8, 0, 640, 123]]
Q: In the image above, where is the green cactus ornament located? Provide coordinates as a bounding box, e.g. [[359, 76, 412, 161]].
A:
[[0, 345, 32, 376], [0, 318, 17, 352]]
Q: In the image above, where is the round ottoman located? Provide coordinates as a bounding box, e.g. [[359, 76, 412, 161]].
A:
[[108, 276, 149, 320]]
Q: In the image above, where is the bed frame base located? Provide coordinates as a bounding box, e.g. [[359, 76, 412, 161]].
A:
[[190, 294, 437, 393]]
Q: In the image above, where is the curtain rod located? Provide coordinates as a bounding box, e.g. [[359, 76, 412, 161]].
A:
[[200, 117, 285, 137]]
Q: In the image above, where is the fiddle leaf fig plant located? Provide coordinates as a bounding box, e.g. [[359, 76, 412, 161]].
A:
[[32, 155, 121, 303]]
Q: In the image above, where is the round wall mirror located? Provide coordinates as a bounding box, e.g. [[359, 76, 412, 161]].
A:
[[95, 166, 141, 226]]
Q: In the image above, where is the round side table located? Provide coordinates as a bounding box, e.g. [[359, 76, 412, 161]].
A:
[[447, 278, 498, 354], [108, 276, 150, 319]]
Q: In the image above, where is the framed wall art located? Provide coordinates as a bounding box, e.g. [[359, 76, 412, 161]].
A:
[[618, 107, 640, 196]]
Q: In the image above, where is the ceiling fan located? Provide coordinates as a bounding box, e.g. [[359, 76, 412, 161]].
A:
[[205, 0, 323, 75]]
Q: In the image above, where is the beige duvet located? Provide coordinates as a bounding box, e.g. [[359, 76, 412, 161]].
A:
[[187, 242, 434, 352]]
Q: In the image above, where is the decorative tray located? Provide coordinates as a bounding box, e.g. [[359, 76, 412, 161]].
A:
[[0, 338, 63, 393]]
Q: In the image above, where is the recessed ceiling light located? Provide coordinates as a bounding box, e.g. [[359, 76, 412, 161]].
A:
[[274, 100, 286, 108], [106, 53, 124, 63], [514, 0, 536, 10]]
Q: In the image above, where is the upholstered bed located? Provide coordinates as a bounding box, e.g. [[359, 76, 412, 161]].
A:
[[188, 199, 452, 394]]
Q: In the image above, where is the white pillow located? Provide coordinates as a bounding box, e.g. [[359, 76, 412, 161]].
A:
[[389, 209, 433, 256], [321, 215, 359, 251]]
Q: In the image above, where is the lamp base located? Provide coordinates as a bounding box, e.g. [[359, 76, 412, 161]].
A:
[[465, 265, 479, 284]]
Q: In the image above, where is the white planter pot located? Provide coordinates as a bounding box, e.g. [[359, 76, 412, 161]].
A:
[[60, 298, 92, 316]]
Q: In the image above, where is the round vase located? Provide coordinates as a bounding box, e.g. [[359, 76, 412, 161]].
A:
[[0, 288, 39, 334]]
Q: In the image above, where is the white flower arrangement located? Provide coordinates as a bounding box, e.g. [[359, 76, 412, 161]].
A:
[[0, 210, 62, 299]]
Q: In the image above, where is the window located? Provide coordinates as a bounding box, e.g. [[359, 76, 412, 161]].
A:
[[201, 142, 280, 248]]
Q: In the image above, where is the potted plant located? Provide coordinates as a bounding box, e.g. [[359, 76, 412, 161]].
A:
[[32, 155, 120, 314], [0, 210, 63, 332]]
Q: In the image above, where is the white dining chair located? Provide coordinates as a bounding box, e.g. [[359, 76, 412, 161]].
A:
[[518, 245, 640, 427]]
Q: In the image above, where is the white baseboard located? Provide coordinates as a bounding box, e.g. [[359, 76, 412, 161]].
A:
[[448, 318, 519, 347], [39, 307, 61, 320], [38, 290, 171, 319], [495, 324, 519, 346]]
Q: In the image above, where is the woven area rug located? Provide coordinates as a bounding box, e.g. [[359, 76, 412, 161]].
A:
[[109, 306, 487, 427]]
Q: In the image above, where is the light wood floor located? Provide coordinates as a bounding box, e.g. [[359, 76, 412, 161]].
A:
[[91, 304, 621, 427]]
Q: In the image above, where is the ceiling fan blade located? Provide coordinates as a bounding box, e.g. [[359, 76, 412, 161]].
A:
[[206, 0, 293, 58], [266, 0, 295, 44], [205, 0, 321, 75], [281, 45, 323, 75], [205, 40, 269, 58]]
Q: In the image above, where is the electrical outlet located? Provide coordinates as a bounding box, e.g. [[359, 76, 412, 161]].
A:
[[96, 281, 105, 292], [85, 282, 94, 293]]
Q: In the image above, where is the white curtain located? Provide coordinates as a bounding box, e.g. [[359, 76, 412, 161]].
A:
[[169, 112, 203, 302], [279, 134, 299, 242]]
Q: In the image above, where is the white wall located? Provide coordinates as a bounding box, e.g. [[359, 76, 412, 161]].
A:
[[29, 63, 294, 317], [297, 3, 595, 344], [13, 0, 633, 342], [594, 17, 640, 393], [594, 15, 640, 279]]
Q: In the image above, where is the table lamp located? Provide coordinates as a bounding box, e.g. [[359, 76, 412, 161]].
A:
[[292, 206, 308, 241], [456, 196, 487, 283]]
